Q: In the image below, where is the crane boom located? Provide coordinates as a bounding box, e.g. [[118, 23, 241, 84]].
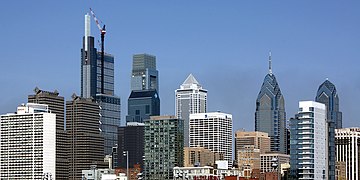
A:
[[89, 8, 106, 94]]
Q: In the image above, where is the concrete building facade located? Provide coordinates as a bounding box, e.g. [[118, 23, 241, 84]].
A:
[[0, 103, 56, 179], [189, 112, 233, 167]]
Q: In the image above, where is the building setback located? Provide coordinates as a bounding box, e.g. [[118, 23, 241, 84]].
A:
[[316, 79, 342, 180], [176, 74, 207, 147], [189, 112, 233, 167], [335, 128, 360, 180], [144, 116, 184, 179], [131, 53, 159, 92], [28, 88, 68, 179], [290, 101, 327, 179], [235, 130, 271, 155], [66, 95, 106, 180], [0, 103, 56, 179], [255, 53, 287, 154]]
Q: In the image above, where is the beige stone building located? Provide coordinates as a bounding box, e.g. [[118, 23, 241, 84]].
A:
[[184, 147, 223, 167], [235, 130, 270, 154]]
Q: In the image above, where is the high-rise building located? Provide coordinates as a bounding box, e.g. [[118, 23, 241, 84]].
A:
[[28, 88, 68, 179], [0, 103, 56, 179], [131, 53, 159, 92], [189, 112, 233, 167], [335, 128, 360, 180], [81, 13, 97, 98], [144, 116, 184, 179], [95, 94, 121, 155], [117, 122, 145, 169], [126, 90, 160, 123], [316, 79, 342, 180], [80, 13, 121, 156], [176, 74, 207, 147], [290, 101, 327, 179], [66, 95, 106, 180], [255, 53, 287, 153], [234, 130, 270, 176]]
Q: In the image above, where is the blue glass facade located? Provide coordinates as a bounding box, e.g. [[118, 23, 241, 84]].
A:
[[126, 90, 160, 123], [315, 80, 342, 180], [255, 73, 287, 154]]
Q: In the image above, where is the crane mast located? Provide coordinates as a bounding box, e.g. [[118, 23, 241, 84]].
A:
[[90, 8, 106, 94]]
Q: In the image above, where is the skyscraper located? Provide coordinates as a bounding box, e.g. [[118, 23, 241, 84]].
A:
[[144, 116, 184, 179], [176, 74, 207, 147], [189, 112, 233, 167], [0, 103, 56, 179], [81, 13, 121, 155], [66, 95, 106, 180], [81, 13, 97, 98], [255, 53, 287, 153], [131, 53, 159, 92], [335, 128, 360, 180], [126, 90, 160, 123], [316, 79, 342, 180], [290, 101, 327, 179], [28, 88, 68, 179]]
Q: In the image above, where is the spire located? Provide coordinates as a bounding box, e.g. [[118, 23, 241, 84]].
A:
[[269, 51, 272, 75], [182, 74, 199, 85]]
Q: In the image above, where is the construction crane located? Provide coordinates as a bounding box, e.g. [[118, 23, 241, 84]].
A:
[[90, 8, 106, 94]]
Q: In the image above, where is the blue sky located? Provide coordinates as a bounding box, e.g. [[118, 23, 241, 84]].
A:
[[0, 1, 359, 131]]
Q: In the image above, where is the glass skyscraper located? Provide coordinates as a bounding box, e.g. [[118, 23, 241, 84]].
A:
[[175, 74, 207, 147], [255, 54, 287, 153], [81, 13, 121, 155], [316, 79, 342, 180], [131, 53, 159, 92], [126, 90, 160, 123]]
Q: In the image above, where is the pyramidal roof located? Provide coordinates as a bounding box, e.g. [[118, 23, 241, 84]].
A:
[[318, 79, 336, 93], [182, 74, 199, 85]]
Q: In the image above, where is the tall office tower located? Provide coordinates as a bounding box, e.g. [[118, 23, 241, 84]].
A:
[[176, 74, 207, 147], [290, 101, 327, 179], [28, 88, 68, 179], [80, 13, 121, 156], [117, 122, 145, 169], [0, 103, 56, 179], [126, 89, 160, 123], [189, 112, 233, 167], [131, 53, 159, 91], [144, 116, 184, 179], [316, 79, 342, 180], [335, 128, 360, 180], [81, 13, 97, 98], [66, 95, 106, 180], [255, 53, 287, 153], [96, 94, 121, 155]]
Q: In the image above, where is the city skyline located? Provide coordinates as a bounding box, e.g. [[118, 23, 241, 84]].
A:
[[1, 1, 359, 132]]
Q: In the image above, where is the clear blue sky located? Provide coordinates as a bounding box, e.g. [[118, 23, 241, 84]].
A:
[[1, 1, 359, 131]]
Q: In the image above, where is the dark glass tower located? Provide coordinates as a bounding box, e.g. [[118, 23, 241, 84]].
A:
[[126, 90, 160, 123], [81, 14, 121, 155], [255, 53, 287, 153], [316, 79, 342, 180]]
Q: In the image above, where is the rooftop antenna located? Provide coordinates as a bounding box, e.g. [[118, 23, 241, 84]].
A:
[[269, 51, 272, 75]]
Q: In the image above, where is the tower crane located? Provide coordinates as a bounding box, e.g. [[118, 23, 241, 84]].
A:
[[89, 8, 106, 94]]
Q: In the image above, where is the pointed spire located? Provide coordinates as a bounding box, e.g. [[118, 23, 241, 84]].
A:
[[269, 51, 272, 75], [182, 74, 199, 85]]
